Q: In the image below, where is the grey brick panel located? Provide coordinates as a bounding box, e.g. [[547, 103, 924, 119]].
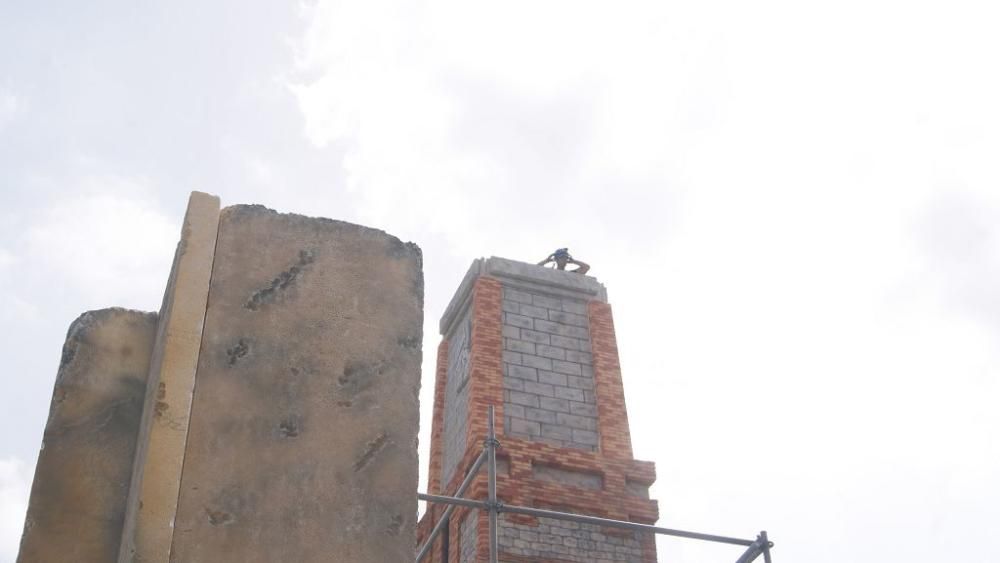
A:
[[498, 515, 646, 562], [500, 287, 599, 451], [536, 344, 566, 360], [442, 308, 472, 487], [532, 464, 604, 490], [521, 354, 553, 370], [520, 329, 551, 344], [508, 365, 538, 381], [538, 371, 567, 386], [460, 509, 478, 563]]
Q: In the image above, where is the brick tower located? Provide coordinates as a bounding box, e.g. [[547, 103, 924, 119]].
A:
[[418, 257, 658, 562]]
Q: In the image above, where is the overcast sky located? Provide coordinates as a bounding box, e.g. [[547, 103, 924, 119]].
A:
[[2, 0, 999, 561]]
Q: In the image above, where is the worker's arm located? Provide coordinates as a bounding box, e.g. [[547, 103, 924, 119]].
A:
[[568, 259, 590, 274], [537, 254, 554, 266]]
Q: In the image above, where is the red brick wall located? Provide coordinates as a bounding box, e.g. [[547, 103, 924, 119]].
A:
[[589, 300, 635, 461], [428, 340, 449, 494], [465, 277, 505, 457]]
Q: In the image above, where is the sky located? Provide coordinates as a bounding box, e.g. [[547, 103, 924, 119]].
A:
[[1, 0, 999, 561]]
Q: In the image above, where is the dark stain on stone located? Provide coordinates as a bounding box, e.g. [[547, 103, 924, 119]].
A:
[[336, 400, 352, 408], [406, 242, 425, 307], [353, 432, 389, 472], [244, 249, 316, 311], [397, 334, 420, 350], [59, 343, 77, 369], [226, 338, 249, 366], [289, 365, 320, 379], [386, 237, 413, 259], [278, 417, 300, 438], [385, 514, 403, 536], [205, 508, 234, 526], [52, 386, 68, 406], [154, 400, 170, 419], [338, 360, 383, 393], [50, 375, 148, 441], [57, 312, 91, 370], [120, 345, 134, 357], [178, 222, 191, 256], [153, 379, 181, 427]]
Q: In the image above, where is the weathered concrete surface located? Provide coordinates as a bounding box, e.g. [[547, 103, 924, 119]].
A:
[[18, 309, 158, 563], [119, 192, 220, 563], [170, 205, 423, 563]]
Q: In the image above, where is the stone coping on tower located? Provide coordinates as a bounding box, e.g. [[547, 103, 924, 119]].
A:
[[440, 257, 608, 336]]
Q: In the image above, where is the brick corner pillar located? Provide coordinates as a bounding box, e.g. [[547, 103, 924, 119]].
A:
[[418, 257, 659, 563], [588, 300, 634, 461]]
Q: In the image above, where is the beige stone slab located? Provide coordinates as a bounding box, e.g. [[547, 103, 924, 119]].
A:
[[118, 192, 220, 563], [18, 309, 158, 563], [170, 206, 422, 563]]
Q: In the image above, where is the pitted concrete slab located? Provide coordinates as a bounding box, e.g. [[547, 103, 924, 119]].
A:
[[169, 205, 422, 563], [18, 309, 157, 563]]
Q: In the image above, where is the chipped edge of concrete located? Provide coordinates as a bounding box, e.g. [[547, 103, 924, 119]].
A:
[[58, 308, 158, 378], [221, 204, 424, 314], [220, 204, 423, 259]]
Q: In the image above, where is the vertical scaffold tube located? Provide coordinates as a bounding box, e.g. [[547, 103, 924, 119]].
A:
[[487, 405, 499, 563]]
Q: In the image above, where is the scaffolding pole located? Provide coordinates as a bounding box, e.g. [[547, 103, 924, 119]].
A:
[[415, 449, 486, 562], [486, 405, 499, 563], [419, 493, 757, 547]]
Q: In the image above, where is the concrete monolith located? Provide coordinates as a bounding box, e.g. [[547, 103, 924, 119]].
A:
[[18, 309, 158, 563], [168, 206, 423, 562]]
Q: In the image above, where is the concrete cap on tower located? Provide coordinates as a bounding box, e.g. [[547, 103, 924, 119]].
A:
[[440, 256, 608, 336]]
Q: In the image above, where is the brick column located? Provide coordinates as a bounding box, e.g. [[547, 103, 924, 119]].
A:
[[465, 276, 504, 455], [428, 340, 449, 495], [417, 258, 658, 563], [589, 300, 634, 460]]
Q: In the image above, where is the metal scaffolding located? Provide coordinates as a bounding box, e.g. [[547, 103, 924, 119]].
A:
[[416, 406, 774, 563]]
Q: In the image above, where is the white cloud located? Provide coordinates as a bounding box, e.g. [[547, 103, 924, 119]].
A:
[[3, 0, 999, 561], [0, 90, 21, 129], [289, 1, 1000, 561], [0, 246, 42, 325], [22, 177, 178, 309], [287, 0, 683, 256], [914, 191, 1000, 331], [0, 457, 30, 563]]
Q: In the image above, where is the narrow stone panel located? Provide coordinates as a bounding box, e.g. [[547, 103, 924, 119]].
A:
[[18, 309, 157, 563], [119, 191, 220, 563], [170, 206, 422, 563]]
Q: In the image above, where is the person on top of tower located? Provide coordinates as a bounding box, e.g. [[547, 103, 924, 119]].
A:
[[538, 248, 590, 274]]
